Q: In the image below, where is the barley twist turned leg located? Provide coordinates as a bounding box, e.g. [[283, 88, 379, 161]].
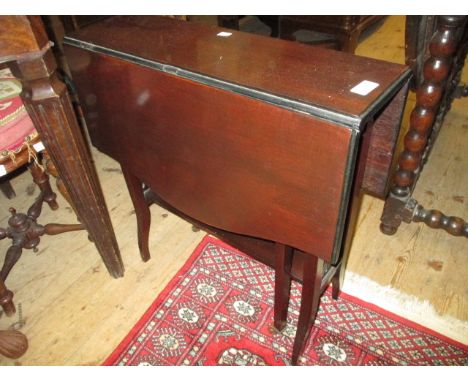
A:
[[380, 16, 467, 237]]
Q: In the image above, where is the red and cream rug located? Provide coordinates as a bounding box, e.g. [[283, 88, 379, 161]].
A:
[[104, 236, 468, 366]]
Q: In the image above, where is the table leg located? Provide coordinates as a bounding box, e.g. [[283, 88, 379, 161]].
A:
[[291, 255, 323, 365], [121, 166, 151, 262], [10, 49, 124, 278], [331, 263, 342, 300], [274, 243, 294, 331]]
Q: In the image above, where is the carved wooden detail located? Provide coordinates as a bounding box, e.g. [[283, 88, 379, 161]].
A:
[[0, 194, 85, 281], [385, 198, 468, 237], [423, 20, 468, 167], [6, 24, 124, 277], [413, 204, 468, 237], [381, 16, 467, 237]]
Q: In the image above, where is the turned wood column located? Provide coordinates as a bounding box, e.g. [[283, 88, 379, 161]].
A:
[[0, 16, 124, 277], [380, 16, 468, 237]]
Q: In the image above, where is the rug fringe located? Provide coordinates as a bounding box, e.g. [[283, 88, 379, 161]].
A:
[[342, 271, 468, 345]]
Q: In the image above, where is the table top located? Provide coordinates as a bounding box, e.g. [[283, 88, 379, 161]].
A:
[[64, 16, 411, 129]]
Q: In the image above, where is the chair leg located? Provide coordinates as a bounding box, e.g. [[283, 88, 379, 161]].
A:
[[291, 255, 323, 365], [0, 246, 23, 283], [121, 165, 151, 262], [0, 277, 15, 317], [380, 16, 466, 236], [274, 243, 294, 331], [0, 180, 16, 199], [29, 160, 58, 211]]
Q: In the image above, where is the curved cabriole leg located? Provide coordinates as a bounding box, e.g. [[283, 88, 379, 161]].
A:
[[381, 16, 467, 236], [121, 166, 151, 262], [291, 255, 323, 366], [0, 246, 23, 284]]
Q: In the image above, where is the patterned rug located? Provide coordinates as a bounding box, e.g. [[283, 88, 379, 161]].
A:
[[104, 236, 468, 366]]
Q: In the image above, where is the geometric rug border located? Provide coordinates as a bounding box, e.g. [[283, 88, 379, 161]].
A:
[[102, 234, 468, 365]]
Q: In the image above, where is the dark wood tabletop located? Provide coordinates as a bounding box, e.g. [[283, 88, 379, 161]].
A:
[[65, 16, 409, 127]]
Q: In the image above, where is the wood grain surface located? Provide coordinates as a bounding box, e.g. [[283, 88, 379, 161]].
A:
[[67, 48, 355, 263], [65, 16, 408, 119], [0, 16, 48, 62]]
